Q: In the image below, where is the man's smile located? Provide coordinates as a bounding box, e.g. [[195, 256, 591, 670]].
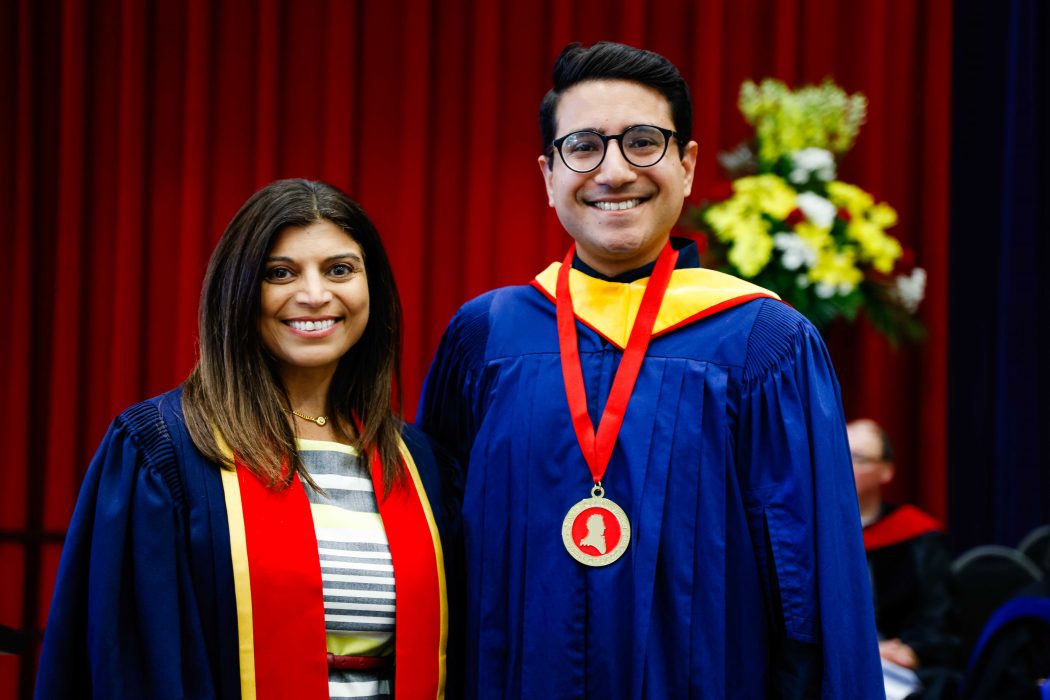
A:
[[590, 198, 645, 211]]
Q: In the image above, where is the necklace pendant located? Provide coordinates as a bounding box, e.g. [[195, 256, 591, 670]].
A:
[[561, 484, 630, 566], [288, 408, 329, 427]]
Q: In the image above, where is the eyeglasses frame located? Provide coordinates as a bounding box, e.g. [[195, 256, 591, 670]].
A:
[[850, 452, 888, 471], [549, 124, 680, 174]]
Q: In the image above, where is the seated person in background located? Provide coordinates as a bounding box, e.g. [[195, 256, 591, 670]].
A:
[[849, 419, 961, 693]]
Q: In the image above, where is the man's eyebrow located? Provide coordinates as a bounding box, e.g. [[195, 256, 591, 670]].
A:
[[570, 124, 661, 134]]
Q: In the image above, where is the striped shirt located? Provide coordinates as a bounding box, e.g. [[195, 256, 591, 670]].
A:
[[299, 439, 394, 700]]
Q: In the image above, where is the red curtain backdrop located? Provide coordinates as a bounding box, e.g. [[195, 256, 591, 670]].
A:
[[2, 0, 951, 694]]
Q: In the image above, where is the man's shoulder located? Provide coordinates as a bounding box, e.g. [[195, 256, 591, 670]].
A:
[[737, 294, 816, 340], [864, 504, 945, 553], [880, 503, 944, 532], [459, 282, 544, 312], [714, 295, 828, 380], [432, 284, 548, 368], [448, 283, 549, 331], [444, 279, 822, 371]]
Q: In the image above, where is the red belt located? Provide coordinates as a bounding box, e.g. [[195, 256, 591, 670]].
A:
[[327, 652, 393, 670]]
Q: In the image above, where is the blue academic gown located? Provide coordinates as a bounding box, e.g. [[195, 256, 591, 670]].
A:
[[36, 388, 460, 699], [417, 252, 883, 699]]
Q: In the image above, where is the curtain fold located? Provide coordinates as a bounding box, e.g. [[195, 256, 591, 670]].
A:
[[917, 0, 954, 521], [2, 0, 953, 695], [948, 0, 1049, 552]]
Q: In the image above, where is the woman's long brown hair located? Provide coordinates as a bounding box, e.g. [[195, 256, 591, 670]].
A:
[[182, 179, 404, 488]]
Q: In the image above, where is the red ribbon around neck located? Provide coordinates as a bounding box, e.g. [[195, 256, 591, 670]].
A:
[[556, 242, 679, 485]]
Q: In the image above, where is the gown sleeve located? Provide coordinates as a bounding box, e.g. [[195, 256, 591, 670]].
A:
[[416, 295, 493, 473], [736, 299, 885, 699], [35, 401, 219, 699]]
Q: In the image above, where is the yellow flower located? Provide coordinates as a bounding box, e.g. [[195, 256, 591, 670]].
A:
[[795, 220, 833, 250], [729, 228, 774, 277], [869, 202, 898, 228], [732, 175, 797, 219], [808, 247, 864, 297], [696, 78, 924, 340], [848, 220, 902, 273], [739, 79, 867, 163], [705, 200, 757, 242], [826, 181, 873, 216]]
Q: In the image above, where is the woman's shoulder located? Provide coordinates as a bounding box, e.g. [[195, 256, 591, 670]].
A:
[[110, 388, 189, 462], [106, 386, 220, 505], [114, 388, 184, 444]]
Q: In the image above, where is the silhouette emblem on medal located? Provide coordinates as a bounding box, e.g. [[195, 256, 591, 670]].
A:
[[562, 486, 630, 566], [579, 513, 608, 553]]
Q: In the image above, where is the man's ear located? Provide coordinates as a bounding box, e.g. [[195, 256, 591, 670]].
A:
[[681, 140, 699, 196], [878, 464, 895, 486], [538, 154, 555, 207]]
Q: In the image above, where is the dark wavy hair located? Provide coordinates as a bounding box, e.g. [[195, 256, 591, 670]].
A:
[[539, 41, 692, 167], [182, 179, 404, 488]]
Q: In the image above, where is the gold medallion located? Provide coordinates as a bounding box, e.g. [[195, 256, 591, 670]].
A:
[[561, 484, 631, 566]]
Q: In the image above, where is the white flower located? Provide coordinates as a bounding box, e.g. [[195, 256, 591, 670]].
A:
[[773, 232, 818, 270], [788, 147, 837, 184], [893, 268, 927, 313], [813, 280, 855, 298], [815, 281, 837, 298], [796, 191, 838, 229]]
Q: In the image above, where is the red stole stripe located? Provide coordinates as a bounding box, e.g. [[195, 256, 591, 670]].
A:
[[863, 504, 943, 552], [236, 463, 329, 699], [229, 446, 445, 698], [369, 447, 444, 698]]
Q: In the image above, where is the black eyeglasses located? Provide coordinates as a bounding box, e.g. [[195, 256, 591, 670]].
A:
[[549, 125, 679, 173]]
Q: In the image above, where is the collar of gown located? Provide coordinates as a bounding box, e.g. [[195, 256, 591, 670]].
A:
[[532, 239, 780, 350]]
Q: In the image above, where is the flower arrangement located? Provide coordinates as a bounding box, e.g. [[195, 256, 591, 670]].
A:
[[690, 79, 925, 343]]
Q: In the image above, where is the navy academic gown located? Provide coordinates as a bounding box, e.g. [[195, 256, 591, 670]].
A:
[[36, 388, 459, 699], [418, 247, 883, 699]]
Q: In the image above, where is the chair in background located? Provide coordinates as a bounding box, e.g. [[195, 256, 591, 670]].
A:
[[950, 545, 1044, 663], [1017, 524, 1050, 574], [958, 593, 1050, 699]]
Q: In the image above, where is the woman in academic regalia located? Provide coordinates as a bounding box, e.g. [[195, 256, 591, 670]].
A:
[[36, 179, 459, 699]]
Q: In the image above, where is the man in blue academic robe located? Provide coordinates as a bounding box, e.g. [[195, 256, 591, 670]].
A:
[[418, 41, 883, 698]]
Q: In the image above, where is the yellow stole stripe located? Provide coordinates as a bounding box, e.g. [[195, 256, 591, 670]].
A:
[[219, 464, 257, 700], [216, 431, 447, 697], [533, 263, 780, 349], [397, 437, 449, 697]]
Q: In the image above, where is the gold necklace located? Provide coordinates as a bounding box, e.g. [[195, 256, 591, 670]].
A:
[[287, 408, 328, 427]]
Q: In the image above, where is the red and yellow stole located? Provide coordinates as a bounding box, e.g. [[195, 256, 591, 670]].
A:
[[219, 438, 447, 699]]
